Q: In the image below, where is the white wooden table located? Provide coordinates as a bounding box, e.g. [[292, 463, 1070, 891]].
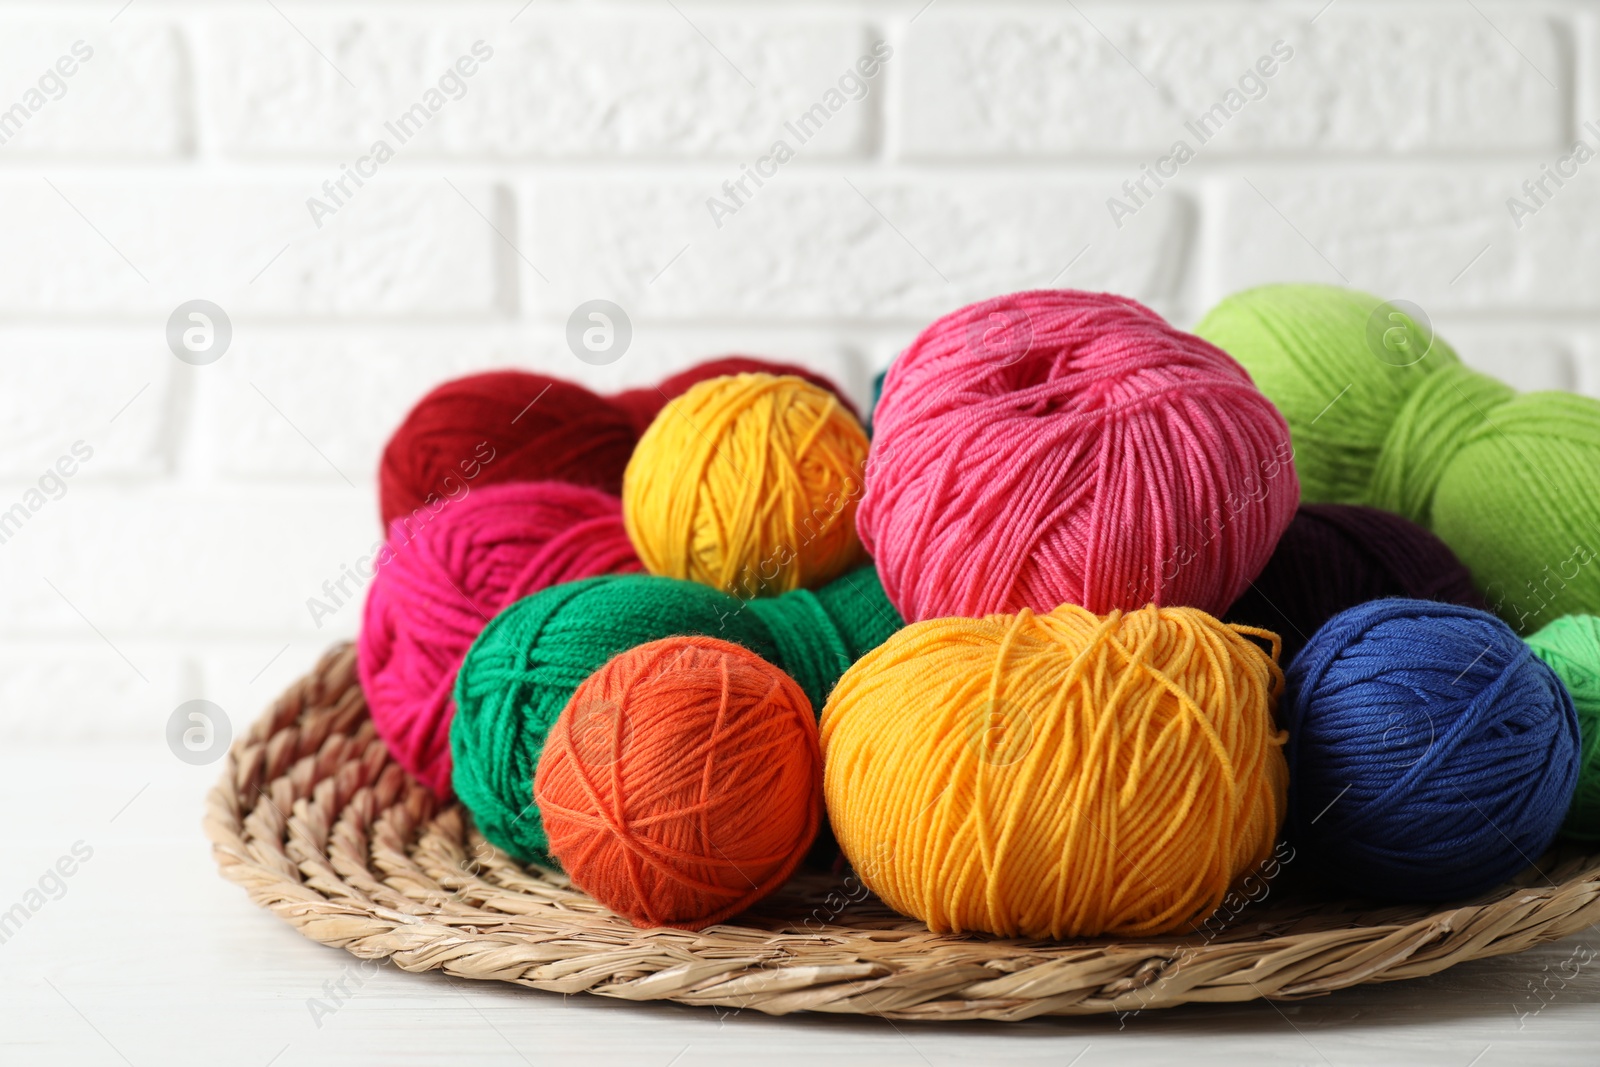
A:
[[4, 742, 1598, 1067]]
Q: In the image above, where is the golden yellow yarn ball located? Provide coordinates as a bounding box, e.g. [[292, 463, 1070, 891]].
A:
[[820, 604, 1289, 939], [623, 373, 869, 597]]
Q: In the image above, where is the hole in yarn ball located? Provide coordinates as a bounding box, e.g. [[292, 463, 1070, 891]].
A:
[[820, 603, 1289, 939], [1225, 503, 1486, 666], [1285, 599, 1580, 900], [534, 636, 822, 930], [623, 374, 869, 597], [859, 289, 1298, 622], [358, 481, 641, 796], [1526, 614, 1600, 841]]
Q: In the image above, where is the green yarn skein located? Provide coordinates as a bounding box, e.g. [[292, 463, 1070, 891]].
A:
[[450, 565, 901, 866], [1196, 283, 1600, 632], [1527, 614, 1600, 840]]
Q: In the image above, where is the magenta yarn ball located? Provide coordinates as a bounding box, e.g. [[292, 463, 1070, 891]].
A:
[[858, 290, 1299, 621], [358, 481, 641, 795]]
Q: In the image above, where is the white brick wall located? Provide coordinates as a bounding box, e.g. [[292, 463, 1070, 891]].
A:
[[901, 9, 1568, 156], [1, 0, 1597, 744]]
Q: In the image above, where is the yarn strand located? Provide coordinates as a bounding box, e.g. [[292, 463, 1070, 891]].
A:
[[821, 603, 1287, 939]]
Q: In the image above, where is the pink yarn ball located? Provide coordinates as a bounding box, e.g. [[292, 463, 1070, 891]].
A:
[[858, 290, 1298, 621], [358, 481, 641, 795]]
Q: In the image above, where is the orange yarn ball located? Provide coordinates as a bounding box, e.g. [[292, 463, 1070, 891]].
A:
[[533, 636, 822, 930]]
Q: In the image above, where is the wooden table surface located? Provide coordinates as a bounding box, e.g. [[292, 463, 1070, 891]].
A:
[[4, 742, 1598, 1067]]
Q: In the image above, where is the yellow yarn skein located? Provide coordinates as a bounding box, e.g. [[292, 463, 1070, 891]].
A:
[[820, 604, 1289, 939], [623, 373, 869, 597]]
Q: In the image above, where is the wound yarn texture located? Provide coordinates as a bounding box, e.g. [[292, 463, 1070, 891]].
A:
[[1225, 504, 1486, 665], [611, 356, 862, 436], [820, 603, 1289, 939], [1526, 614, 1600, 840], [379, 361, 858, 530], [859, 289, 1298, 622], [1285, 599, 1579, 899], [451, 565, 900, 866], [535, 636, 822, 930], [379, 370, 636, 530], [358, 481, 641, 796], [1196, 284, 1600, 631], [624, 374, 869, 597]]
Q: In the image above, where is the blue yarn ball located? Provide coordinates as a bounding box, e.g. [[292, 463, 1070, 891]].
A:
[[1285, 598, 1580, 900]]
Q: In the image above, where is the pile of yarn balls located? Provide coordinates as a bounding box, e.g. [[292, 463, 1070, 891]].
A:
[[354, 286, 1600, 939]]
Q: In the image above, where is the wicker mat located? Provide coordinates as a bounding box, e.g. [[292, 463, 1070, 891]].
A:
[[204, 644, 1600, 1021]]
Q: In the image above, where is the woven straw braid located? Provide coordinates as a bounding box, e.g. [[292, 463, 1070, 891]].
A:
[[205, 644, 1600, 1021]]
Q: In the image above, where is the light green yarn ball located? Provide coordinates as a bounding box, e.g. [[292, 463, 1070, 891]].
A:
[[1196, 283, 1600, 631], [1435, 393, 1600, 629], [1193, 283, 1458, 508], [1527, 614, 1600, 839]]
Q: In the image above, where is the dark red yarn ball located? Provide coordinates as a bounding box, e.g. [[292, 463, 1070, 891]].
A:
[[380, 360, 860, 527], [379, 371, 635, 529], [610, 356, 861, 436], [1225, 504, 1487, 665]]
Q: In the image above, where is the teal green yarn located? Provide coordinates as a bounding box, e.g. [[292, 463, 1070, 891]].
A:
[[1527, 614, 1600, 840], [868, 367, 888, 437], [450, 566, 901, 866], [450, 574, 769, 866], [745, 591, 849, 705], [804, 562, 904, 659]]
